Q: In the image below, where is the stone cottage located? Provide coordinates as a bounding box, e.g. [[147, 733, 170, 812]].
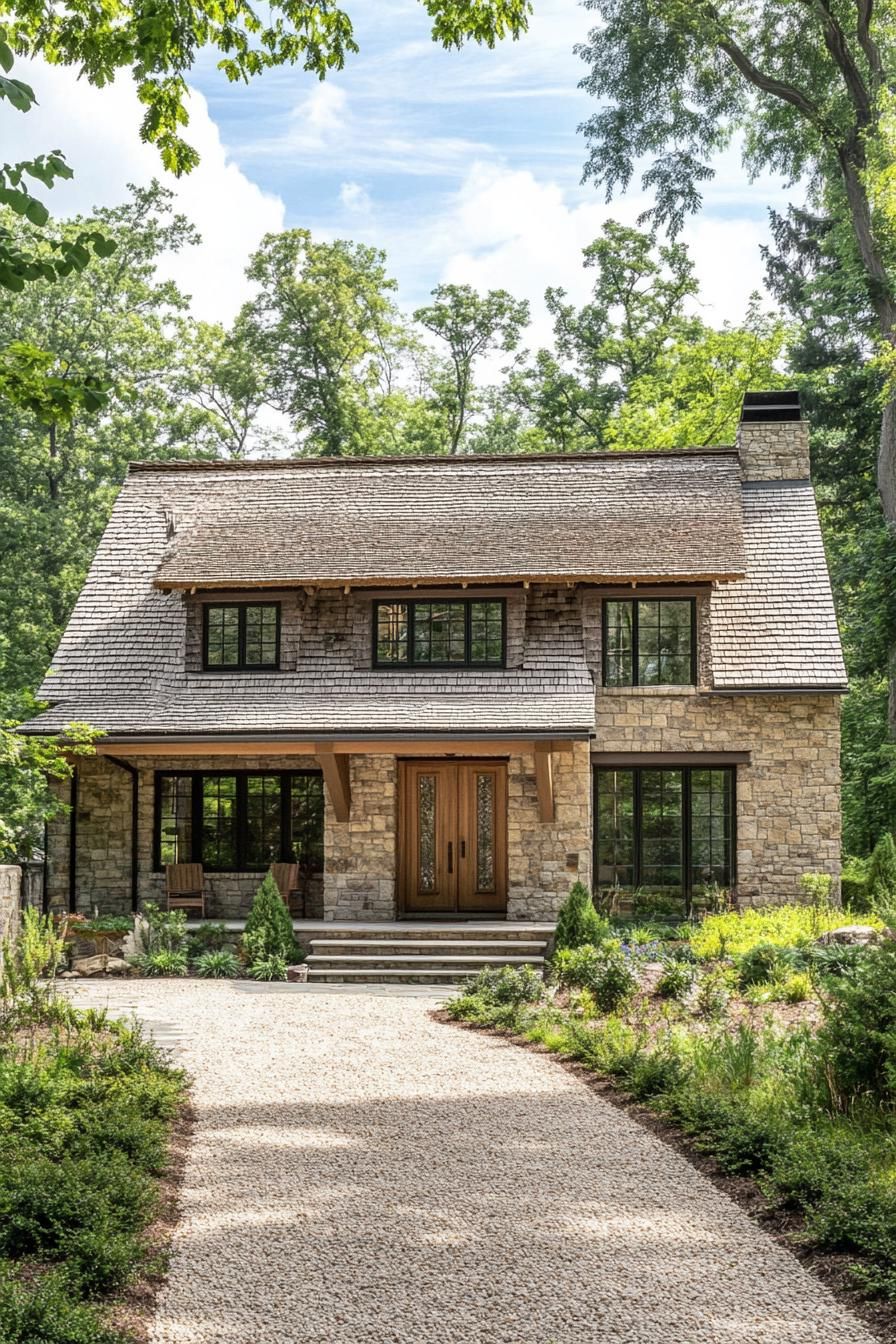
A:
[[22, 391, 846, 935]]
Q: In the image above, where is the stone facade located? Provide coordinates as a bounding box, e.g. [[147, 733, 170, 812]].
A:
[[325, 756, 397, 920], [0, 865, 21, 955], [508, 742, 592, 919], [737, 419, 811, 481]]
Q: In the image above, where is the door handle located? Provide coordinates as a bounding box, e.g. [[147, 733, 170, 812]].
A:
[[447, 842, 453, 874], [460, 839, 466, 859]]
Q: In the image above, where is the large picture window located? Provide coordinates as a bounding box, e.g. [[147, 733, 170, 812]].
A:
[[154, 771, 324, 873], [603, 598, 696, 687], [594, 766, 734, 915], [203, 602, 280, 670], [373, 598, 505, 668]]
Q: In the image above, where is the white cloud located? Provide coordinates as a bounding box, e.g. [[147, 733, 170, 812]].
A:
[[340, 181, 372, 214], [10, 60, 285, 323]]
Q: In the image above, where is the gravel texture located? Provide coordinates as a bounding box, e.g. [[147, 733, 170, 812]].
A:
[[67, 980, 877, 1344]]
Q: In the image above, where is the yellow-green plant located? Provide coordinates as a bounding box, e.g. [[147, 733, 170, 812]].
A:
[[689, 905, 882, 961], [0, 907, 65, 1007]]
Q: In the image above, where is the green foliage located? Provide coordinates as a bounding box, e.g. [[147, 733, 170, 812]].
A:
[[0, 907, 65, 1022], [133, 949, 188, 978], [841, 856, 872, 912], [780, 972, 813, 1004], [243, 872, 299, 965], [247, 954, 288, 982], [799, 871, 834, 908], [463, 963, 545, 1007], [553, 881, 608, 952], [689, 905, 877, 961], [185, 922, 232, 959], [0, 1261, 124, 1343], [694, 967, 735, 1020], [0, 715, 98, 861], [553, 943, 638, 1013], [656, 959, 696, 1001], [193, 949, 241, 979], [813, 943, 896, 1111], [869, 832, 896, 922], [136, 903, 187, 957], [736, 942, 802, 990]]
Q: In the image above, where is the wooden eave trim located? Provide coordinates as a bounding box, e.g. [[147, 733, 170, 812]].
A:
[[591, 750, 751, 766], [534, 743, 555, 823], [153, 570, 745, 593], [95, 737, 580, 758], [130, 446, 740, 473], [316, 745, 351, 821]]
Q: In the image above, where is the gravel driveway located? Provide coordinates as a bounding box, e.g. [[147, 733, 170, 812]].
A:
[[67, 980, 876, 1344]]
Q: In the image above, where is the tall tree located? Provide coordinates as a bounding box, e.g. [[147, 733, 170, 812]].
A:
[[414, 283, 529, 453], [509, 223, 785, 451], [577, 2, 896, 530], [0, 1, 531, 296]]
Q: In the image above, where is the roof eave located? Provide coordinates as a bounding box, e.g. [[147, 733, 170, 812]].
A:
[[152, 570, 746, 592]]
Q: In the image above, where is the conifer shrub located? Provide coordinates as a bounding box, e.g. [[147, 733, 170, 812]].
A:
[[242, 872, 300, 966], [869, 832, 896, 925], [553, 881, 608, 952]]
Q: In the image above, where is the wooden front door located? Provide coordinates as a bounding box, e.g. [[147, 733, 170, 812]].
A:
[[398, 761, 508, 916]]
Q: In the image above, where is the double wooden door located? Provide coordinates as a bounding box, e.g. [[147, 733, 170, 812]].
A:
[[398, 760, 508, 916]]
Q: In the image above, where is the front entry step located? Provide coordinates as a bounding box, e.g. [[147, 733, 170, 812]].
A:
[[304, 923, 553, 985]]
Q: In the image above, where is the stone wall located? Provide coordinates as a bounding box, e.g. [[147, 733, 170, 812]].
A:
[[0, 866, 21, 953], [45, 757, 132, 916], [324, 756, 397, 920], [737, 419, 811, 481], [507, 741, 592, 919], [595, 690, 841, 904]]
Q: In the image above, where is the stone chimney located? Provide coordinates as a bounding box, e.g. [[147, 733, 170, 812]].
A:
[[736, 390, 811, 481]]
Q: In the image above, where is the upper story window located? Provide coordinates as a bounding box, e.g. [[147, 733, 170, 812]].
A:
[[603, 598, 696, 687], [203, 602, 280, 671], [374, 598, 505, 668]]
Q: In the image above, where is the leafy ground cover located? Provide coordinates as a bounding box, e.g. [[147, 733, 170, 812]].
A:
[[0, 910, 186, 1343], [445, 891, 896, 1325]]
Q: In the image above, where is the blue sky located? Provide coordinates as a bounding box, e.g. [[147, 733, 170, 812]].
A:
[[17, 0, 791, 336]]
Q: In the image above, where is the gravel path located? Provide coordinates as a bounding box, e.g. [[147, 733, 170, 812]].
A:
[[67, 980, 876, 1344]]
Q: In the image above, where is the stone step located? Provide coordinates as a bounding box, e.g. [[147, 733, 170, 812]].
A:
[[305, 923, 554, 942], [306, 967, 481, 985], [309, 938, 548, 956], [307, 953, 545, 969]]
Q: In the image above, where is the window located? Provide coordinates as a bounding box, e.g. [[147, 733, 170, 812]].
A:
[[603, 598, 695, 686], [373, 599, 505, 668], [154, 771, 324, 873], [203, 603, 280, 670], [594, 766, 734, 914]]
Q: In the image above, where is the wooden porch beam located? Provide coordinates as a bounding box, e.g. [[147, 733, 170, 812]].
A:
[[316, 747, 351, 822], [95, 737, 579, 759], [534, 743, 555, 823]]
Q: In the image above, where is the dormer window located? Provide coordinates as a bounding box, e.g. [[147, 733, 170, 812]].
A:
[[203, 602, 280, 671], [374, 598, 505, 668], [603, 598, 695, 687]]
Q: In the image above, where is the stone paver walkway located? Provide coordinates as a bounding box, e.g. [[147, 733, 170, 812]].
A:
[[67, 980, 877, 1344]]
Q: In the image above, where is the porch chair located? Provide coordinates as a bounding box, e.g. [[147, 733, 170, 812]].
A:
[[165, 863, 206, 917], [271, 862, 305, 918]]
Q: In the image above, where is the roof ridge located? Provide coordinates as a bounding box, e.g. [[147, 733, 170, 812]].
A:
[[128, 446, 739, 473]]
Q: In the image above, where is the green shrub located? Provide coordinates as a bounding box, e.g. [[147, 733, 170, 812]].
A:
[[805, 942, 869, 981], [841, 856, 871, 912], [736, 941, 803, 989], [194, 949, 240, 979], [136, 903, 187, 956], [689, 904, 877, 961], [243, 873, 299, 965], [463, 964, 545, 1007], [780, 972, 812, 1004], [185, 922, 232, 960], [694, 967, 734, 1019], [813, 941, 896, 1110], [134, 949, 188, 977], [563, 1015, 643, 1076], [248, 954, 288, 981], [869, 832, 896, 927], [0, 1262, 124, 1344], [656, 959, 696, 1000], [553, 943, 638, 1013], [553, 881, 608, 952]]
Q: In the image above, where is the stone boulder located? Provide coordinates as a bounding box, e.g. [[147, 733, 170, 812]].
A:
[[71, 954, 137, 976], [816, 924, 882, 947], [286, 963, 309, 983]]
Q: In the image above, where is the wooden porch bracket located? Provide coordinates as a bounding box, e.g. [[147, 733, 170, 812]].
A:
[[534, 743, 555, 823], [316, 747, 352, 822]]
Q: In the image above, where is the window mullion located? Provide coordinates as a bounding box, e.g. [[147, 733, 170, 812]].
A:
[[683, 769, 692, 917], [632, 601, 640, 688], [634, 769, 642, 888], [281, 772, 291, 863]]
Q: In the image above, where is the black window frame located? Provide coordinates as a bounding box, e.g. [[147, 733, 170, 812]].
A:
[[202, 601, 282, 672], [372, 597, 506, 669], [601, 596, 697, 687], [153, 769, 324, 873], [592, 764, 736, 914]]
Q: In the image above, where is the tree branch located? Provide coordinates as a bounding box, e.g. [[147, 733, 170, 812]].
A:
[[796, 0, 872, 126], [855, 0, 884, 94], [702, 5, 829, 132]]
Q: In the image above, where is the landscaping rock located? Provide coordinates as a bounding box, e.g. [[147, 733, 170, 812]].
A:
[[816, 924, 882, 946], [286, 963, 309, 982], [71, 954, 137, 976]]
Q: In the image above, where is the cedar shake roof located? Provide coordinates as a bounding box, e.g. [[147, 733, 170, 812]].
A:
[[149, 451, 747, 588], [20, 448, 845, 741], [710, 481, 846, 691]]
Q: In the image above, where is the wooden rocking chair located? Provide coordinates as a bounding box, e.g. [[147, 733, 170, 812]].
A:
[[165, 863, 206, 916], [271, 862, 305, 918]]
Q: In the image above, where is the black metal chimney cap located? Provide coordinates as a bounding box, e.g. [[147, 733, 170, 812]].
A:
[[740, 390, 802, 423]]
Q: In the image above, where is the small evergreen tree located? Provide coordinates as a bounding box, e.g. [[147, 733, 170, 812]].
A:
[[553, 881, 607, 952], [868, 832, 896, 927], [242, 872, 299, 965]]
